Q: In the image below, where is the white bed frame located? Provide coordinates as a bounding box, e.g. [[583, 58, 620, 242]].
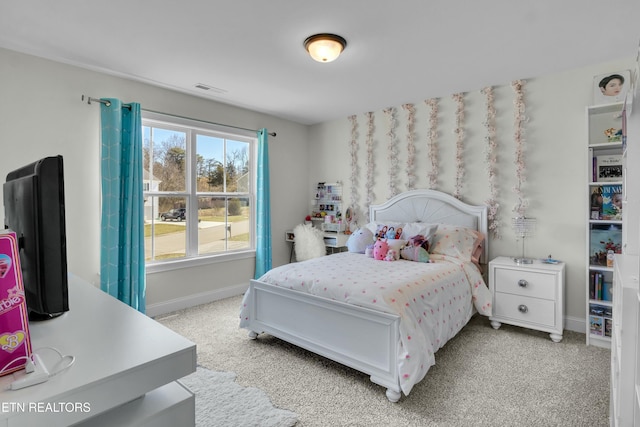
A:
[[245, 189, 488, 402]]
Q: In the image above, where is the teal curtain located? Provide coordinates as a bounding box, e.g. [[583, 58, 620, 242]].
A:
[[100, 99, 146, 313], [254, 129, 272, 278]]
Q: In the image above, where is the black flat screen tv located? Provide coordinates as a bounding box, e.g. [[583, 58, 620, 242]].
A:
[[3, 155, 69, 320]]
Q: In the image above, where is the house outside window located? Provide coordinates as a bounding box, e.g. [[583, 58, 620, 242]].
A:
[[142, 112, 256, 267]]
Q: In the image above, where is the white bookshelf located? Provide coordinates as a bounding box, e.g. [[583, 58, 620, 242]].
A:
[[585, 102, 625, 348]]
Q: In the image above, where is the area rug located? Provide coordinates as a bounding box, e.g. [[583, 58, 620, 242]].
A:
[[180, 366, 298, 427]]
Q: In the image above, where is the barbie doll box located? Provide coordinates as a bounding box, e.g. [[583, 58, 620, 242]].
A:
[[0, 230, 32, 376]]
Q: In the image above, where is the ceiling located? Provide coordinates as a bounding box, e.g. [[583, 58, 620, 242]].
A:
[[1, 1, 639, 125]]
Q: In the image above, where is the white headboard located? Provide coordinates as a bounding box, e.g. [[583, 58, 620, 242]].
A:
[[369, 189, 489, 263]]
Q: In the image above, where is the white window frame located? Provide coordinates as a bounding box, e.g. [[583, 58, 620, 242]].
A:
[[143, 111, 257, 274]]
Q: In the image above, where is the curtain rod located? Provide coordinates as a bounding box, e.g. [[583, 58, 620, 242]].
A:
[[81, 95, 276, 137], [81, 95, 130, 109]]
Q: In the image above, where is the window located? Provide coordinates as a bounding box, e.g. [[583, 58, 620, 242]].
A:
[[142, 112, 255, 267]]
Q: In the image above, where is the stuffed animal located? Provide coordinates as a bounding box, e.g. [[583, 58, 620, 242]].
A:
[[400, 245, 431, 263], [384, 250, 397, 261], [408, 234, 430, 252], [346, 228, 374, 254], [365, 244, 375, 258], [373, 239, 389, 260]]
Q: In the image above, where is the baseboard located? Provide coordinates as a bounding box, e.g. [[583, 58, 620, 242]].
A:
[[147, 283, 249, 318], [564, 315, 585, 334]]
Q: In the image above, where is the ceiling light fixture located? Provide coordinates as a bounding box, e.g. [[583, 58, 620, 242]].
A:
[[304, 33, 347, 63]]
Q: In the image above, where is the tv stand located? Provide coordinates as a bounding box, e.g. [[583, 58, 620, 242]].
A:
[[0, 275, 196, 426], [28, 311, 64, 322]]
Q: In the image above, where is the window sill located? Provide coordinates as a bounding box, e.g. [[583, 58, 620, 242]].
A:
[[146, 250, 256, 274]]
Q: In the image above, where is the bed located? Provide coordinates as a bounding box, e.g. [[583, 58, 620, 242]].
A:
[[239, 189, 492, 402]]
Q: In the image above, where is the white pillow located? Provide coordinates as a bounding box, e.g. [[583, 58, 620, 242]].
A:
[[429, 224, 484, 262], [401, 223, 438, 242], [364, 221, 406, 240]]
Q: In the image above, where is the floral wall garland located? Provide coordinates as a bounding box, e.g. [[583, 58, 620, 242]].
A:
[[339, 80, 530, 238], [452, 93, 465, 199], [481, 86, 500, 238], [425, 98, 439, 189], [383, 107, 399, 199], [402, 103, 416, 190], [365, 111, 375, 222], [348, 114, 359, 224], [511, 80, 528, 217]]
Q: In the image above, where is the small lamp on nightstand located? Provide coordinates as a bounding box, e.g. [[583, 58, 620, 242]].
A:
[[512, 216, 536, 264]]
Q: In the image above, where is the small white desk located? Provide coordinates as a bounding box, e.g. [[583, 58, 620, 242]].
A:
[[0, 275, 197, 427]]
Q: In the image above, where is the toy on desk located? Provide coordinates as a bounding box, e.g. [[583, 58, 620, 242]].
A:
[[541, 255, 561, 264], [344, 208, 353, 235]]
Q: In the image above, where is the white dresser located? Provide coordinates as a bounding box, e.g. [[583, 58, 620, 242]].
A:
[[489, 256, 565, 342], [0, 275, 197, 426]]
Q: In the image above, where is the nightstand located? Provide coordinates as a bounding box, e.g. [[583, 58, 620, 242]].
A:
[[488, 256, 565, 342]]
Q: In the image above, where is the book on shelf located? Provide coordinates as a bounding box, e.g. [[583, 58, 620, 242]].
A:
[[589, 271, 613, 301], [595, 154, 622, 182], [590, 316, 604, 336], [590, 184, 623, 220], [590, 223, 622, 266], [605, 318, 612, 337], [622, 103, 627, 153], [589, 303, 612, 318], [602, 281, 612, 302]]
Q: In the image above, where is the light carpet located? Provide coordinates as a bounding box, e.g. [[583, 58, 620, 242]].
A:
[[158, 294, 610, 427], [180, 366, 298, 427]]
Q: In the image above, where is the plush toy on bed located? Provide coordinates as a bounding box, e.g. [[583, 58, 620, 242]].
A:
[[384, 250, 397, 261], [373, 239, 389, 260], [401, 234, 431, 263], [365, 244, 375, 257], [408, 234, 430, 252], [346, 227, 374, 254]]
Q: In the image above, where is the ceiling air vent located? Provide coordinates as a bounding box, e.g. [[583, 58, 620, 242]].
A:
[[194, 83, 227, 94]]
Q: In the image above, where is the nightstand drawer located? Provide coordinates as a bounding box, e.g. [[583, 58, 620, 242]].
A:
[[493, 293, 555, 327], [494, 268, 556, 300]]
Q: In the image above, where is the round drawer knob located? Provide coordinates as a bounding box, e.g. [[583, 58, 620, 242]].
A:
[[518, 304, 528, 313], [518, 279, 528, 287]]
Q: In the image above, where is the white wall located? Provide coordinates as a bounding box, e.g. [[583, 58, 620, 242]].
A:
[[1, 45, 635, 326], [308, 57, 635, 328], [0, 47, 310, 314]]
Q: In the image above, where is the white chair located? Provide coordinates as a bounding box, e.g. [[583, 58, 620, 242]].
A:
[[293, 223, 326, 261]]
